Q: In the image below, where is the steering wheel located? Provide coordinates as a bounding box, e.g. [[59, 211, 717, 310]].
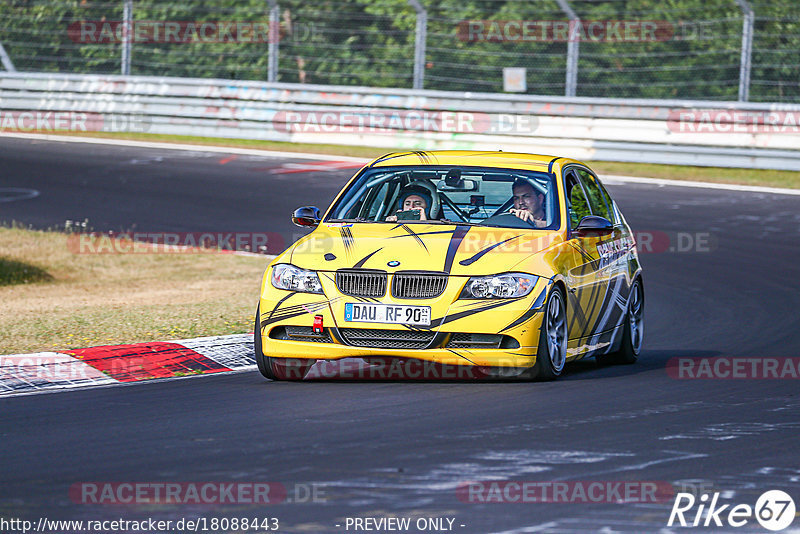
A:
[[490, 199, 514, 217], [481, 212, 541, 229]]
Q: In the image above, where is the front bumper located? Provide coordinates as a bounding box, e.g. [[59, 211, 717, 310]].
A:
[[258, 274, 549, 369], [263, 335, 539, 368]]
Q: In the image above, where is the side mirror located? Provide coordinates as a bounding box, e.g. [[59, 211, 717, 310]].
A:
[[292, 206, 321, 228], [574, 215, 614, 237]]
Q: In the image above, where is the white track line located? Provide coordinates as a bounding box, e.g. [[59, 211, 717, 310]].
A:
[[2, 133, 799, 196]]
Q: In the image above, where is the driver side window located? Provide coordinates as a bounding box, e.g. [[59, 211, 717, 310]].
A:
[[565, 171, 591, 229], [577, 169, 613, 222]]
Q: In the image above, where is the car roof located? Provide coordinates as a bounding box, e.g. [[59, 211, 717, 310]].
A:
[[367, 150, 583, 172]]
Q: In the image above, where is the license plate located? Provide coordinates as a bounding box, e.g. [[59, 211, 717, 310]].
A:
[[344, 303, 431, 326]]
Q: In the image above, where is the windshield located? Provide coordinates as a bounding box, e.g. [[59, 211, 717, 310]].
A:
[[327, 166, 559, 230]]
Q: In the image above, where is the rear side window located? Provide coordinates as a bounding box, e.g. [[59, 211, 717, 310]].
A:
[[576, 169, 613, 222]]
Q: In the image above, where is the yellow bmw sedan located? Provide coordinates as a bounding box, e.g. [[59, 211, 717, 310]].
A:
[[254, 151, 644, 381]]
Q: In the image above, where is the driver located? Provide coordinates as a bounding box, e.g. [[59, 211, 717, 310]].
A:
[[509, 179, 547, 228], [385, 185, 434, 221]]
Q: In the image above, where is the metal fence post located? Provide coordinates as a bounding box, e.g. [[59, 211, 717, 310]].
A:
[[268, 0, 279, 82], [735, 0, 754, 102], [407, 0, 427, 90], [555, 0, 580, 97], [0, 42, 16, 72], [121, 0, 133, 76]]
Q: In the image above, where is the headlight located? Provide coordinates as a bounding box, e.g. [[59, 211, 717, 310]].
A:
[[460, 273, 538, 299], [271, 264, 323, 294]]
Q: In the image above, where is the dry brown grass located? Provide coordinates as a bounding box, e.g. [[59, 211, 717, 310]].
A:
[[0, 226, 270, 354]]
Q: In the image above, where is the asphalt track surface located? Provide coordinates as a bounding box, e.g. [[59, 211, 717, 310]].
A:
[[2, 137, 800, 533]]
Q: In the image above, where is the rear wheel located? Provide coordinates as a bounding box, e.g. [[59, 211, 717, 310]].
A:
[[529, 286, 568, 381], [598, 277, 644, 365], [253, 306, 314, 381]]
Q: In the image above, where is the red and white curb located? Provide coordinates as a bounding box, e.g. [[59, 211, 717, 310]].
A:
[[0, 334, 256, 398]]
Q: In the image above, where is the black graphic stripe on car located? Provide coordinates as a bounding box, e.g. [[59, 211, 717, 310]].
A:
[[430, 298, 517, 328], [443, 225, 471, 273], [370, 151, 417, 167], [267, 291, 299, 323], [340, 227, 355, 257], [459, 234, 523, 266], [261, 301, 328, 328], [444, 348, 478, 365], [353, 248, 382, 268], [499, 287, 548, 333], [401, 225, 429, 252], [414, 150, 432, 164], [567, 284, 588, 334], [261, 297, 343, 328], [586, 274, 628, 340]]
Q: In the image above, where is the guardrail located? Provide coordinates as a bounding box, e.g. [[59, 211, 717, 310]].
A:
[[2, 72, 800, 170]]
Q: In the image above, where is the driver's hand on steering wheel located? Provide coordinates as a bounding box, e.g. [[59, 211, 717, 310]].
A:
[[509, 208, 547, 227]]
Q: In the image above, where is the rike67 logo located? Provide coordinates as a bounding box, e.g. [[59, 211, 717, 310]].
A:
[[668, 490, 796, 531]]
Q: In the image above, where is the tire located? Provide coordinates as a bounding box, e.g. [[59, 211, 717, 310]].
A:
[[254, 305, 314, 381], [529, 285, 568, 381], [598, 277, 644, 365], [254, 305, 278, 380]]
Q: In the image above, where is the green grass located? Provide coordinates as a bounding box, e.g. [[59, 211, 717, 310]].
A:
[[0, 257, 53, 286], [49, 131, 800, 190], [589, 161, 800, 190]]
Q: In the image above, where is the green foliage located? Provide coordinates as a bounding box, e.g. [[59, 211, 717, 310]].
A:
[[0, 257, 53, 286], [0, 0, 797, 101]]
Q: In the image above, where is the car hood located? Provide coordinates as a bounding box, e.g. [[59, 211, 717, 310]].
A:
[[288, 222, 564, 276]]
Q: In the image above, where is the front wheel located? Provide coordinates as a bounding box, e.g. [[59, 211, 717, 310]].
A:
[[598, 277, 644, 365], [253, 305, 314, 381], [254, 305, 278, 380], [529, 286, 568, 381]]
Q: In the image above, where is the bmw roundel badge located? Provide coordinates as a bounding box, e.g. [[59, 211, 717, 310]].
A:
[[387, 260, 400, 267]]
